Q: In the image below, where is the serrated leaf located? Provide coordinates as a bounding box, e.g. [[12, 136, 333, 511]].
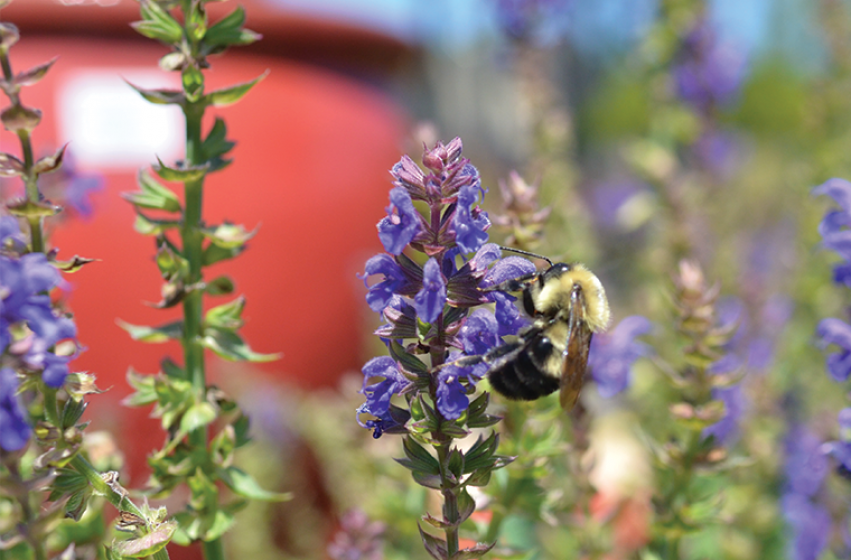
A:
[[126, 81, 186, 105], [117, 320, 183, 343], [439, 421, 470, 439], [111, 521, 177, 558], [180, 402, 217, 433], [200, 327, 281, 362], [123, 169, 181, 212], [219, 466, 291, 501], [389, 340, 429, 374], [399, 435, 440, 474], [204, 71, 268, 107], [154, 156, 209, 183]]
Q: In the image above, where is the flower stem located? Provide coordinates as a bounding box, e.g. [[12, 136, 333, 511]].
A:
[[436, 442, 460, 557]]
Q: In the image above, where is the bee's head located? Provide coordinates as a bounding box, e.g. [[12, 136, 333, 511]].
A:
[[540, 262, 572, 283]]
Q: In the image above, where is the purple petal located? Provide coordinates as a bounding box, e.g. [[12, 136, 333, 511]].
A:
[[436, 366, 470, 421], [481, 256, 537, 289], [414, 258, 446, 324], [377, 187, 422, 255], [453, 184, 490, 254], [0, 368, 30, 451], [814, 178, 851, 214], [491, 291, 528, 336], [360, 254, 407, 313], [458, 308, 500, 355]]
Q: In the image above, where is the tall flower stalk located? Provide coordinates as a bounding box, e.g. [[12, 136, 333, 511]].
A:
[[358, 138, 540, 558], [0, 8, 168, 559], [122, 0, 286, 557]]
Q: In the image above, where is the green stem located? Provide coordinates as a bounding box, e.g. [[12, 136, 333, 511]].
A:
[[435, 443, 460, 557], [202, 537, 226, 560]]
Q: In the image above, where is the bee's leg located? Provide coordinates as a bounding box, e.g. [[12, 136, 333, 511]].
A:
[[479, 271, 539, 293]]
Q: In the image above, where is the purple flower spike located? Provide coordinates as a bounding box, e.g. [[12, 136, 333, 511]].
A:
[[377, 187, 422, 255], [453, 184, 490, 253], [782, 493, 831, 560], [414, 257, 446, 324], [391, 155, 427, 200], [816, 318, 851, 382], [785, 427, 828, 498], [0, 367, 29, 451], [589, 315, 652, 398]]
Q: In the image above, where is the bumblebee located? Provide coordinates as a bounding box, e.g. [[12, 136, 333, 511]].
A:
[[469, 248, 611, 410]]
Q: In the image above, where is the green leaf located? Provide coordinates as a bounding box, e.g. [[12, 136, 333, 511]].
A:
[[204, 71, 268, 107], [51, 255, 96, 273], [111, 521, 177, 558], [126, 81, 185, 106], [205, 275, 235, 295], [154, 156, 209, 183], [396, 436, 440, 475], [219, 466, 291, 502], [134, 211, 180, 236], [418, 524, 448, 560], [0, 152, 24, 177], [15, 57, 57, 87], [201, 117, 235, 170], [32, 143, 66, 175], [182, 65, 204, 102], [155, 243, 189, 280], [117, 320, 183, 343], [199, 327, 281, 362], [132, 0, 184, 44], [7, 198, 60, 218], [204, 6, 261, 48], [202, 222, 257, 249], [202, 242, 244, 266], [204, 296, 245, 329], [456, 488, 475, 524], [123, 370, 158, 407], [180, 402, 217, 433], [185, 3, 207, 42], [122, 169, 181, 212]]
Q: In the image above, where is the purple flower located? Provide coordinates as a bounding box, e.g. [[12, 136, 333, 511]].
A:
[[816, 318, 851, 382], [458, 308, 501, 356], [327, 509, 385, 560], [360, 254, 409, 313], [65, 170, 104, 218], [0, 367, 29, 451], [588, 315, 652, 398], [414, 258, 446, 324], [377, 187, 422, 255], [782, 493, 831, 560], [672, 17, 747, 111], [358, 356, 410, 438], [814, 178, 851, 261], [703, 384, 746, 445], [453, 183, 490, 254], [785, 427, 829, 498], [435, 360, 485, 421]]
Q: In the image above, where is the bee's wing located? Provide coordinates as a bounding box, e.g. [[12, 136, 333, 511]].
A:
[[559, 285, 593, 410]]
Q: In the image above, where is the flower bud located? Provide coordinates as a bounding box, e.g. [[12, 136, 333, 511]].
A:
[[1, 104, 41, 132]]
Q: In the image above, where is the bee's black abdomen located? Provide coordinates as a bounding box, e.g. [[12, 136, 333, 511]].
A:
[[488, 348, 560, 401]]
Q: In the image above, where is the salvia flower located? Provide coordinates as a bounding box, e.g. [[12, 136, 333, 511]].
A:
[[0, 366, 29, 451], [0, 220, 76, 388], [783, 426, 831, 560], [357, 138, 535, 437], [588, 315, 652, 398], [672, 16, 747, 112]]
